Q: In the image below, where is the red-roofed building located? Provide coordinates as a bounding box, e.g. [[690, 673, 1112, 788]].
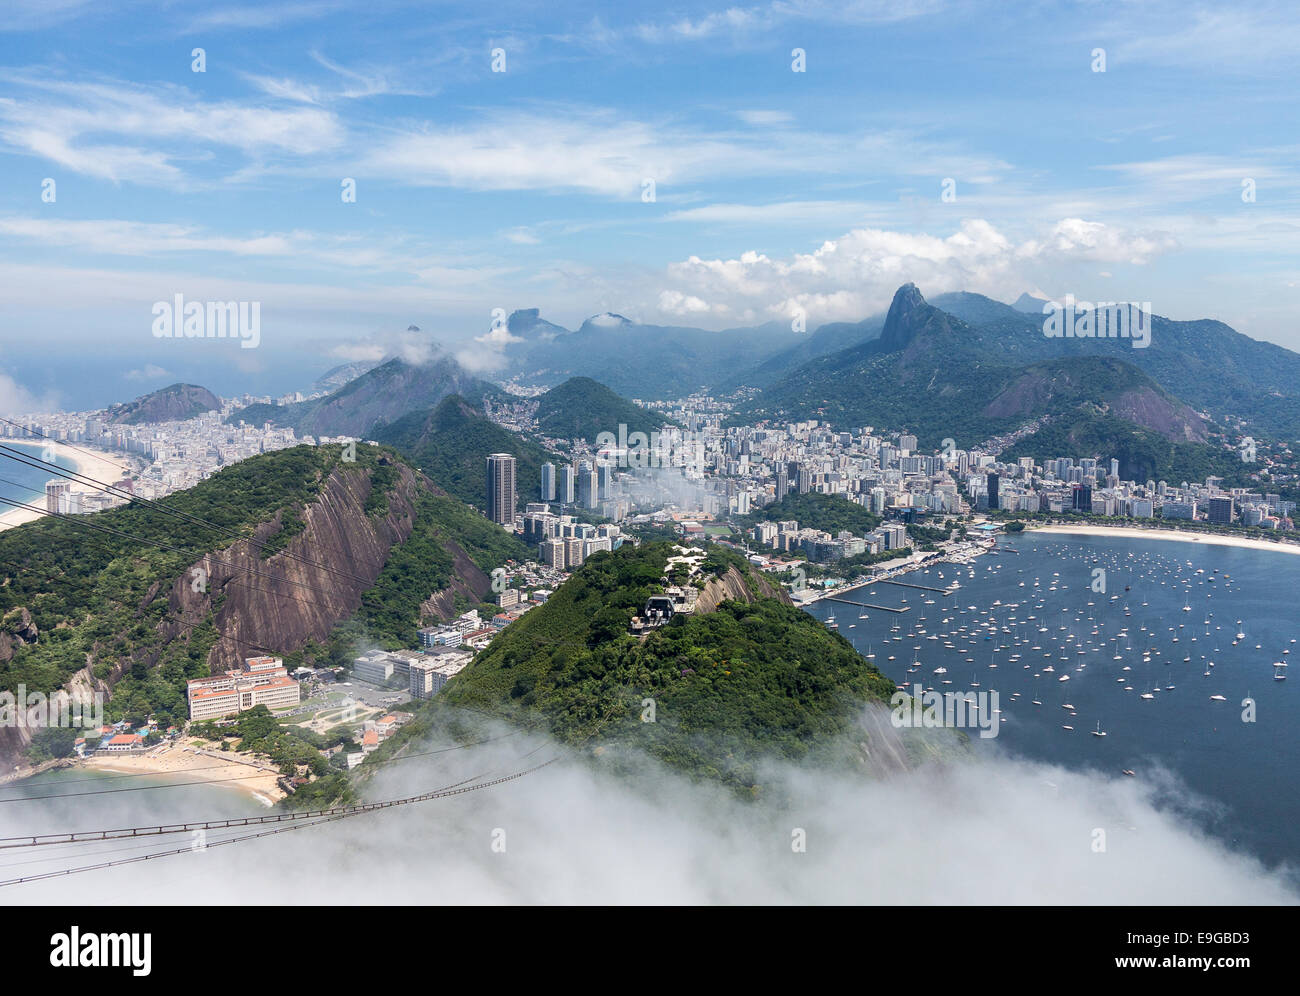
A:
[[101, 733, 145, 751]]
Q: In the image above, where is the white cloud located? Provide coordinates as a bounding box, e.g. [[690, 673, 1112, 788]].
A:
[[0, 370, 59, 415], [7, 714, 1295, 904], [654, 217, 1176, 325], [0, 75, 344, 185]]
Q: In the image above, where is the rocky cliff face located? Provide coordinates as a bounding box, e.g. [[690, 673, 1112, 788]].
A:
[[0, 461, 496, 770], [0, 607, 39, 664], [693, 565, 792, 615], [164, 463, 490, 673]]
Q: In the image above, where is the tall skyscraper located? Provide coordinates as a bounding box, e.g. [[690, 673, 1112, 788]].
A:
[[45, 480, 70, 514], [557, 464, 576, 504], [986, 472, 999, 511], [596, 460, 613, 500], [577, 462, 598, 509], [486, 453, 517, 527], [540, 462, 556, 501]]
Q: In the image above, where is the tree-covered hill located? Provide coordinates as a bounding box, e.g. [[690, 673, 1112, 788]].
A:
[[442, 541, 898, 792], [736, 491, 883, 536], [0, 444, 526, 750], [232, 355, 503, 439], [373, 395, 557, 512], [535, 376, 676, 443]]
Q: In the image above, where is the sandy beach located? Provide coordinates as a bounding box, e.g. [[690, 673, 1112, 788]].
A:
[[0, 439, 133, 532], [1027, 523, 1300, 556], [83, 743, 285, 806]]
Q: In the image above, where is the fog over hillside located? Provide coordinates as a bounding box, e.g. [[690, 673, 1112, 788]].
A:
[[9, 710, 1295, 905]]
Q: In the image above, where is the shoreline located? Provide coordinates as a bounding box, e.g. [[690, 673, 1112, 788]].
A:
[[81, 742, 285, 806], [0, 439, 134, 532], [1024, 523, 1300, 556]]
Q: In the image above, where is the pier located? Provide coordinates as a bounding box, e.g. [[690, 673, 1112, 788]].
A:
[[824, 597, 911, 613], [859, 578, 952, 594]]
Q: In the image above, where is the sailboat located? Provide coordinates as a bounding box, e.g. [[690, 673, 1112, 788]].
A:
[[1091, 721, 1107, 738]]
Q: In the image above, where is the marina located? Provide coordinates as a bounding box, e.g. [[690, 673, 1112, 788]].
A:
[[804, 530, 1300, 869]]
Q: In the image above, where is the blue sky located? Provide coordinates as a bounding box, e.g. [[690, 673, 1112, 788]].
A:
[[1, 0, 1299, 408]]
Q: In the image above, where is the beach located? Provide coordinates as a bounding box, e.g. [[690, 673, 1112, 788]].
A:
[[1027, 523, 1300, 556], [0, 439, 133, 532], [83, 742, 285, 806]]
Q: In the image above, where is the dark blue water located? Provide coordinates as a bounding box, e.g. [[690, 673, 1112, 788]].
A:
[[0, 440, 81, 512], [805, 532, 1300, 869]]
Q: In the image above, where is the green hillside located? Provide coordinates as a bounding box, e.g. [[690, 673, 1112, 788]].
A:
[[1001, 414, 1251, 486], [0, 444, 526, 728], [233, 356, 503, 438], [442, 541, 898, 792], [373, 395, 556, 512], [535, 376, 676, 443], [736, 492, 882, 535], [744, 285, 1212, 453]]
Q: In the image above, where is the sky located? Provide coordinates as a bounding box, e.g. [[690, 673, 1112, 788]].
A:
[[1, 0, 1299, 408]]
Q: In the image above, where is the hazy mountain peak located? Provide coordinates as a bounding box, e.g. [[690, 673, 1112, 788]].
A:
[[879, 282, 938, 351], [582, 312, 633, 330], [507, 308, 570, 339], [1012, 292, 1050, 314]]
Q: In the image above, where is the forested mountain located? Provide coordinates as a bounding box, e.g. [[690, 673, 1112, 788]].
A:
[[442, 541, 904, 792], [232, 355, 502, 438], [740, 284, 1262, 482], [534, 376, 675, 442], [374, 394, 557, 511], [0, 444, 526, 768]]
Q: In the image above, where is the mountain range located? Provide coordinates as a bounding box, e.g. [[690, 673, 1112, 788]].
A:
[[738, 283, 1276, 483], [233, 353, 503, 439], [119, 280, 1300, 487]]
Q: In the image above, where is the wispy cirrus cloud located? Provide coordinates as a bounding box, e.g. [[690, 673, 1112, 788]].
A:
[[0, 74, 344, 185]]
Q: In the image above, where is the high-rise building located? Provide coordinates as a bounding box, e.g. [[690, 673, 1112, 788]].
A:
[[1208, 495, 1234, 525], [486, 453, 517, 527], [1072, 484, 1092, 513], [577, 462, 598, 509], [557, 464, 576, 504], [986, 472, 999, 511], [45, 480, 70, 514], [540, 462, 556, 501], [596, 460, 613, 500], [539, 537, 566, 569]]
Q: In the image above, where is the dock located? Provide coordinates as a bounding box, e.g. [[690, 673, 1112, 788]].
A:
[[858, 578, 952, 594], [825, 597, 911, 613]]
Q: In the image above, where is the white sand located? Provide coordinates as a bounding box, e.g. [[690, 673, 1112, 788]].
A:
[[0, 439, 133, 532], [1028, 523, 1300, 556], [84, 743, 285, 803]]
